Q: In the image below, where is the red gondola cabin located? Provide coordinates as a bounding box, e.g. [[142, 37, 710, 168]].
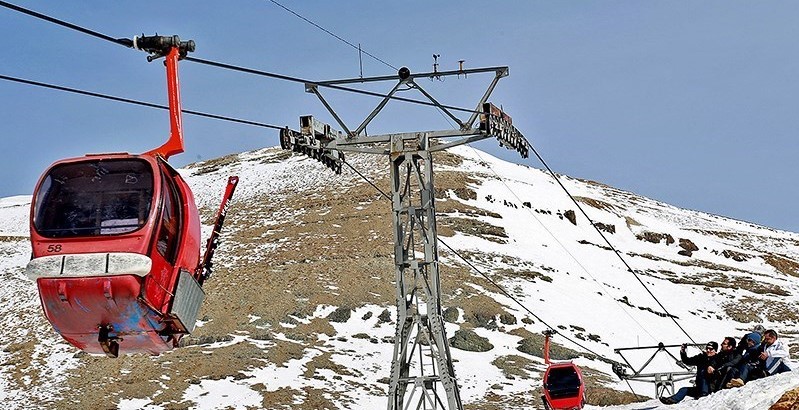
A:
[[25, 36, 237, 357], [541, 330, 586, 410], [28, 154, 203, 356]]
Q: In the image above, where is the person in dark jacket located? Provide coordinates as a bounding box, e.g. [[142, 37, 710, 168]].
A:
[[726, 332, 763, 387], [660, 341, 720, 404], [710, 336, 739, 392]]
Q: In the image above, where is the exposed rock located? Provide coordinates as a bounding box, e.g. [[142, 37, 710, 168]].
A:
[[469, 311, 496, 329], [678, 249, 693, 257], [636, 231, 675, 245], [377, 309, 392, 323], [594, 222, 615, 234], [679, 238, 699, 252], [721, 249, 750, 262], [362, 311, 373, 320], [499, 313, 517, 325], [449, 329, 493, 352], [516, 335, 580, 360], [442, 307, 459, 323], [563, 210, 577, 225], [328, 307, 352, 323], [763, 254, 799, 277]]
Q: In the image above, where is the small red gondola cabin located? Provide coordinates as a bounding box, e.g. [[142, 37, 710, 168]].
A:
[[541, 330, 586, 410], [26, 36, 237, 357]]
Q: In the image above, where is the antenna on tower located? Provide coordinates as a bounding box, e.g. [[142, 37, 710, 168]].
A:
[[432, 54, 442, 81]]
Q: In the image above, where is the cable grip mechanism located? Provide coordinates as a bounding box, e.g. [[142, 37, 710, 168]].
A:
[[131, 34, 195, 61]]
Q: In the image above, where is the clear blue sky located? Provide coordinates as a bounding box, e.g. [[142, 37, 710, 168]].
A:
[[1, 1, 798, 231]]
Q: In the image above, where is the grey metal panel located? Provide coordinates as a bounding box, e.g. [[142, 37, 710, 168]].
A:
[[25, 255, 63, 280], [107, 253, 151, 275], [172, 270, 205, 334], [26, 253, 151, 280], [63, 254, 106, 275]]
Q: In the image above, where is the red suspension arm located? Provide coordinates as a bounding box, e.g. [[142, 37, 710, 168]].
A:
[[145, 46, 184, 159]]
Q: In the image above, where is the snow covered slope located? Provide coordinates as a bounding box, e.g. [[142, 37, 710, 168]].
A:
[[0, 146, 796, 409]]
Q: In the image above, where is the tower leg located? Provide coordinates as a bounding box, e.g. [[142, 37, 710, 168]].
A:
[[386, 135, 462, 410]]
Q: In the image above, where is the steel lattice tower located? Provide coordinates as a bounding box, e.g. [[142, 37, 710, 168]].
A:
[[280, 65, 529, 409]]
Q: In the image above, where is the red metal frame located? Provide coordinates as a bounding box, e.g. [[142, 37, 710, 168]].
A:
[[144, 47, 185, 160]]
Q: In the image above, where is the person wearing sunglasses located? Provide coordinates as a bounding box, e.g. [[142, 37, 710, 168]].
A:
[[660, 341, 721, 405]]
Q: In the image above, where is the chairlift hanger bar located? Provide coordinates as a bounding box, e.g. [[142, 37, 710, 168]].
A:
[[613, 343, 704, 352], [314, 66, 508, 86]]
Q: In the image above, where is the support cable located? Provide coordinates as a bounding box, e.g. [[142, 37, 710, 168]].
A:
[[267, 0, 398, 71], [0, 73, 283, 130], [0, 1, 479, 115], [525, 143, 697, 345], [466, 147, 659, 343], [343, 162, 620, 364]]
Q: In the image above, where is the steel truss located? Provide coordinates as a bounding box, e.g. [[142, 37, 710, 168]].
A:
[[281, 65, 529, 410], [613, 343, 703, 398]]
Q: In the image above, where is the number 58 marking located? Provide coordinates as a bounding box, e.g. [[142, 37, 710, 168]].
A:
[[47, 244, 62, 253]]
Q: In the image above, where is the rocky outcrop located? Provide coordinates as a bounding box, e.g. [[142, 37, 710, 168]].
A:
[[443, 307, 459, 323], [449, 329, 493, 352], [679, 238, 699, 252], [594, 222, 616, 234], [636, 231, 674, 245]]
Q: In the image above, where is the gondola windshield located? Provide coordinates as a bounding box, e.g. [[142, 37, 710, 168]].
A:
[[33, 158, 154, 238], [546, 366, 582, 399]]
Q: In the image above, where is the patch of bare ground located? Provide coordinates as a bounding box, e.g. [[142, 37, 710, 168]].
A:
[[258, 149, 293, 165], [770, 386, 799, 410], [187, 152, 242, 175], [668, 273, 790, 296], [491, 354, 539, 380], [581, 368, 645, 406], [434, 170, 481, 202], [626, 252, 742, 273], [433, 150, 465, 168], [0, 235, 27, 243], [438, 216, 508, 244], [574, 196, 617, 213], [437, 200, 502, 219], [60, 341, 268, 410], [624, 216, 642, 228], [52, 157, 403, 408], [494, 267, 552, 283], [763, 253, 799, 278], [471, 391, 543, 410], [723, 296, 799, 323]]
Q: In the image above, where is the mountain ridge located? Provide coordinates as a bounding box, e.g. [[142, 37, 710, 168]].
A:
[[0, 145, 797, 409]]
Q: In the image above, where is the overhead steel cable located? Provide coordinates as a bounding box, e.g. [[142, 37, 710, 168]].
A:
[[342, 161, 624, 366], [0, 0, 128, 45], [343, 159, 643, 399], [465, 147, 660, 342], [525, 143, 697, 345], [182, 56, 479, 114], [0, 1, 480, 116], [267, 0, 398, 71], [0, 74, 283, 130]]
